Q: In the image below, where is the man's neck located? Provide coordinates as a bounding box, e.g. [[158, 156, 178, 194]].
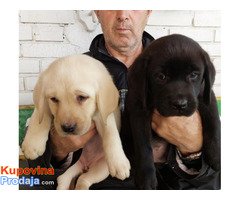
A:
[[105, 42, 143, 68]]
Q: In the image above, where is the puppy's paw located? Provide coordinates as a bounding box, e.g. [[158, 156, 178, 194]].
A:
[[75, 179, 90, 190], [21, 137, 47, 160], [135, 167, 158, 190], [106, 150, 131, 180], [56, 174, 71, 190]]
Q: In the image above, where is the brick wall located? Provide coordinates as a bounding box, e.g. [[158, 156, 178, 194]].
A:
[[19, 10, 221, 105]]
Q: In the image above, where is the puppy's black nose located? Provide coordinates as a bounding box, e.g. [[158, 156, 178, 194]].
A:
[[172, 98, 188, 110], [61, 123, 77, 133]]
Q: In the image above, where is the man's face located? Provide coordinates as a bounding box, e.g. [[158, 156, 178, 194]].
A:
[[94, 10, 151, 53]]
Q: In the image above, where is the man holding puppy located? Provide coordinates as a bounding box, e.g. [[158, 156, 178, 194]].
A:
[[24, 10, 219, 189]]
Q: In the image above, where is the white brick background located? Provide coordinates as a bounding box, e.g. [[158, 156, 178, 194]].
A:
[[19, 10, 221, 105]]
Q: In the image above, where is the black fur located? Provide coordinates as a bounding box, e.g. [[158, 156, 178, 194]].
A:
[[122, 34, 221, 189]]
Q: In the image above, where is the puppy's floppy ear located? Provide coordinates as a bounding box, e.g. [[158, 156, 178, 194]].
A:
[[96, 76, 119, 125], [33, 76, 50, 124], [128, 55, 149, 108], [201, 49, 216, 105]]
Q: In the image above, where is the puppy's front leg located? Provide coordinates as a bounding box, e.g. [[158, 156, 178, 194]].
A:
[[129, 111, 158, 190], [94, 111, 130, 181], [21, 109, 51, 160]]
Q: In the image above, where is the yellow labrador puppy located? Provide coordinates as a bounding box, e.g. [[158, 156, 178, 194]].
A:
[[21, 54, 130, 189]]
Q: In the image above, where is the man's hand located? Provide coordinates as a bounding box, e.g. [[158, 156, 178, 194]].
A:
[[151, 109, 203, 156], [50, 122, 97, 162]]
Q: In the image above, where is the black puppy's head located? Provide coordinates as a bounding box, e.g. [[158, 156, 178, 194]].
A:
[[128, 34, 216, 117]]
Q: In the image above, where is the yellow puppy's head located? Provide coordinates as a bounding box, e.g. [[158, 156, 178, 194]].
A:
[[33, 54, 119, 136]]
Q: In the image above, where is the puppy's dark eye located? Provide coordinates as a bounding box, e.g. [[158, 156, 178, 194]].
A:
[[77, 95, 88, 103], [158, 73, 166, 80], [154, 72, 167, 84], [50, 97, 59, 103], [189, 72, 199, 80]]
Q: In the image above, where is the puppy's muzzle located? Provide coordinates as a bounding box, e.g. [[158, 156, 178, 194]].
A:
[[61, 123, 77, 133], [170, 98, 188, 111]]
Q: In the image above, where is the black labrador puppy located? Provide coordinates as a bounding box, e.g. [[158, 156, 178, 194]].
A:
[[122, 34, 221, 189]]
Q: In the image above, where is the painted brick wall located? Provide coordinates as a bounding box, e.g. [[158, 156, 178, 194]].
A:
[[19, 10, 221, 105]]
